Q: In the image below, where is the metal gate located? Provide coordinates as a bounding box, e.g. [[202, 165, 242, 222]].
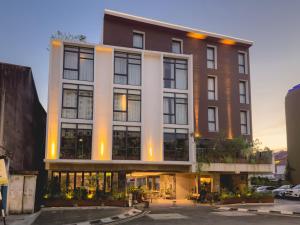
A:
[[7, 175, 36, 214]]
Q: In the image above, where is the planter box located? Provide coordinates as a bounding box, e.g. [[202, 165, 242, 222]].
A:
[[44, 199, 128, 207], [221, 197, 274, 204]]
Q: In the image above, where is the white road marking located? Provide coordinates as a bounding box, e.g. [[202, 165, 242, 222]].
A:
[[212, 211, 255, 217], [147, 213, 188, 220]]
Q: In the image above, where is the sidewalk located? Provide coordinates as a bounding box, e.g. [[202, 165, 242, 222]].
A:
[[217, 199, 300, 216]]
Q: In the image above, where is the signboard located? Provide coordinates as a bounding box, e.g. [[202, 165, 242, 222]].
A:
[[0, 159, 8, 185]]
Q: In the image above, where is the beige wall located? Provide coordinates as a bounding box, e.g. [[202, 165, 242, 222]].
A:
[[176, 173, 194, 199], [45, 40, 194, 167]]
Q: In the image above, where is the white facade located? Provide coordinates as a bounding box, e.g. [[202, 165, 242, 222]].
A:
[[45, 40, 195, 170]]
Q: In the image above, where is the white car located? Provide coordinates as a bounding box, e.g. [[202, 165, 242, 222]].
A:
[[256, 186, 276, 194], [284, 184, 300, 199], [272, 185, 293, 198]]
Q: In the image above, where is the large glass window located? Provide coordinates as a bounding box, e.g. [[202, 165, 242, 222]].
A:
[[164, 93, 188, 125], [208, 107, 218, 132], [113, 88, 141, 122], [164, 58, 188, 90], [60, 123, 92, 159], [114, 52, 141, 86], [171, 40, 182, 54], [238, 52, 247, 74], [207, 46, 216, 69], [112, 126, 141, 160], [133, 32, 144, 49], [62, 84, 93, 120], [164, 128, 189, 161], [208, 76, 217, 100], [240, 111, 249, 135], [239, 81, 247, 104], [63, 45, 94, 81]]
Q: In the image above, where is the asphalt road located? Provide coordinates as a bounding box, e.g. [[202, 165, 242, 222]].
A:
[[125, 205, 300, 225]]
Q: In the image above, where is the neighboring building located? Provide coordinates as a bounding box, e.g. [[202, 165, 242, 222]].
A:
[[0, 62, 46, 213], [273, 150, 287, 180], [45, 10, 273, 199], [285, 84, 300, 184]]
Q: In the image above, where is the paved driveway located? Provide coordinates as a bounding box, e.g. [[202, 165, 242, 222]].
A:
[[125, 204, 300, 225], [32, 207, 127, 225]]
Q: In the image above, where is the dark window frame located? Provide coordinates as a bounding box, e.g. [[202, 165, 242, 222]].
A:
[[171, 39, 182, 54], [113, 88, 141, 122], [163, 93, 188, 125], [112, 126, 141, 160], [163, 128, 189, 161], [114, 51, 141, 86], [63, 45, 94, 81], [132, 32, 144, 49], [207, 46, 216, 69], [163, 57, 188, 90], [60, 122, 93, 160], [61, 83, 94, 120], [208, 76, 216, 100], [208, 107, 217, 132], [240, 110, 248, 135], [239, 81, 247, 104], [238, 52, 247, 74]]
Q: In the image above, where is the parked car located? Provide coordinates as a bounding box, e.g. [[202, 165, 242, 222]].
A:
[[255, 186, 276, 194], [272, 185, 293, 198], [284, 184, 300, 199]]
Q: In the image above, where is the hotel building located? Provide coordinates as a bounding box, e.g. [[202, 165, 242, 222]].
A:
[[45, 10, 273, 199]]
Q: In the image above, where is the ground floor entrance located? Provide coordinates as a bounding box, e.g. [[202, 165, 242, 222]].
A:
[[48, 170, 250, 200]]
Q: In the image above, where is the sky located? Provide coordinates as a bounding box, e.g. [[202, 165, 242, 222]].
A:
[[0, 0, 299, 150]]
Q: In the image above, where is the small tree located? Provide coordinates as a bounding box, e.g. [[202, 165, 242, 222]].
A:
[[51, 30, 87, 42]]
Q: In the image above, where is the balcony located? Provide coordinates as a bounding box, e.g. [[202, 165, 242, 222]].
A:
[[196, 148, 273, 173]]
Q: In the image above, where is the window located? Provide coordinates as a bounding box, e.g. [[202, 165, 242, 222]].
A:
[[164, 58, 188, 90], [114, 52, 141, 86], [240, 111, 249, 135], [208, 76, 217, 100], [171, 39, 182, 54], [239, 81, 248, 104], [208, 107, 218, 132], [164, 128, 189, 161], [163, 93, 188, 125], [113, 88, 141, 122], [62, 84, 93, 120], [63, 45, 94, 81], [207, 46, 216, 69], [238, 52, 247, 74], [112, 126, 141, 160], [133, 32, 144, 49], [60, 123, 92, 159]]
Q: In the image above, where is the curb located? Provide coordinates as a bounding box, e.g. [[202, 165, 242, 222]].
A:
[[216, 206, 300, 217], [65, 208, 145, 225]]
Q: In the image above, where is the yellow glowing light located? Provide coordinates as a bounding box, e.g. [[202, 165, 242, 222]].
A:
[[275, 160, 280, 164], [194, 132, 201, 138], [187, 32, 207, 40], [149, 146, 153, 158], [51, 40, 62, 47], [220, 39, 236, 45], [100, 142, 104, 158], [87, 193, 94, 199], [95, 46, 112, 52], [51, 142, 56, 159], [121, 94, 127, 111]]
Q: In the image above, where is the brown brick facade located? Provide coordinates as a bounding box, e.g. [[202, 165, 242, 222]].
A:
[[103, 14, 252, 140]]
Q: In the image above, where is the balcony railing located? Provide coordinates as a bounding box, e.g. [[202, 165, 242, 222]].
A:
[[196, 148, 272, 164]]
